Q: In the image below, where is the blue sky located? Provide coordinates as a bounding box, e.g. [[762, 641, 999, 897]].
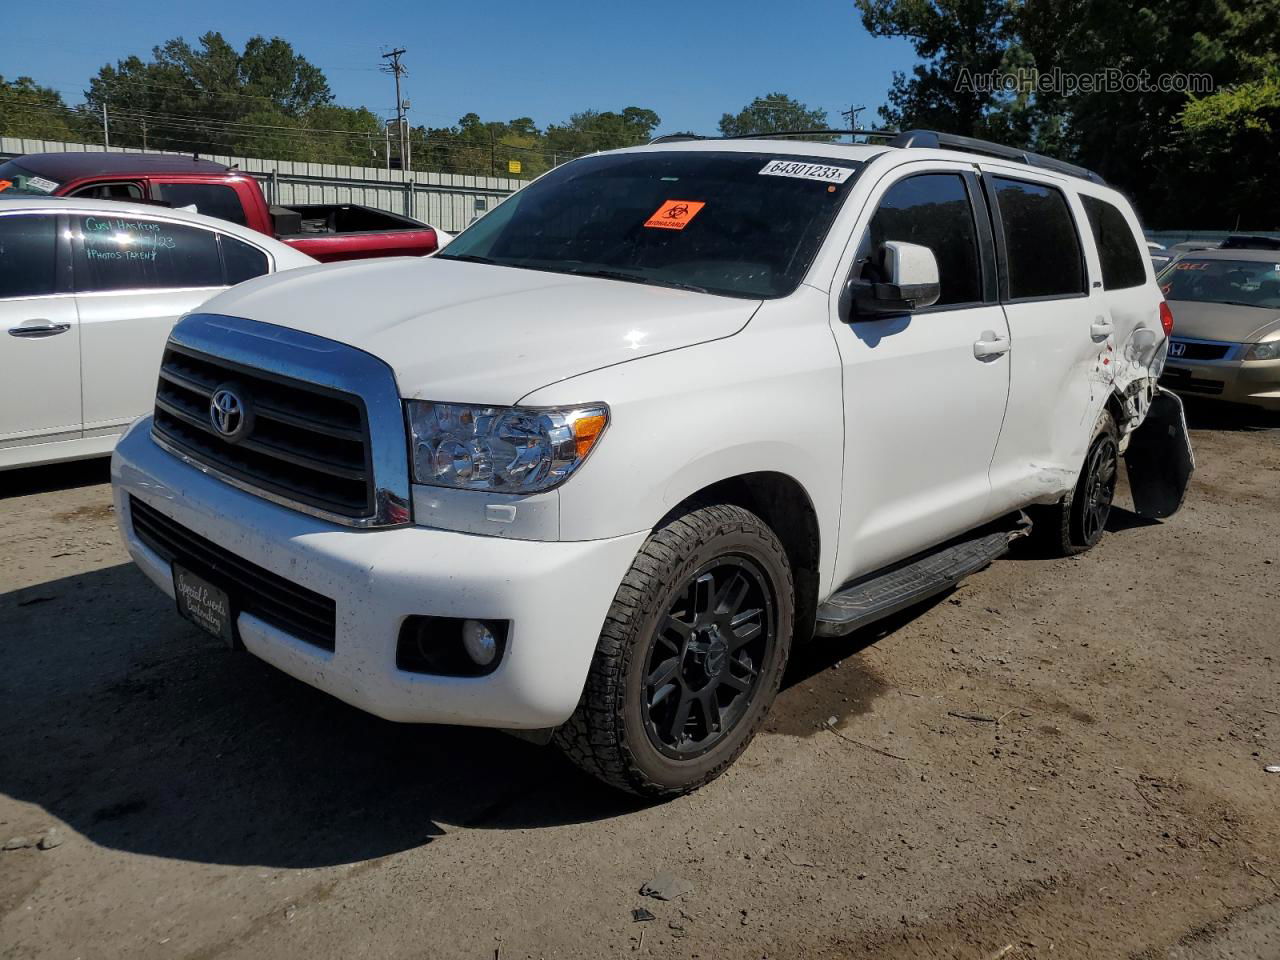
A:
[[0, 0, 917, 136]]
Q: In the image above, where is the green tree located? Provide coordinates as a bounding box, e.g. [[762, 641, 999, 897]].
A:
[[856, 0, 1021, 136], [718, 93, 828, 136], [0, 76, 78, 140], [1176, 69, 1280, 228]]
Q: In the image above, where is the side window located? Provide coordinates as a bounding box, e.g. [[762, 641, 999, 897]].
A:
[[990, 177, 1086, 299], [0, 215, 58, 299], [220, 235, 271, 285], [75, 215, 223, 293], [856, 173, 983, 307], [156, 183, 248, 227], [68, 182, 143, 201], [1081, 195, 1147, 290]]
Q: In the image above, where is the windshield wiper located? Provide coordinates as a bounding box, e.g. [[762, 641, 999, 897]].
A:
[[436, 253, 498, 265], [565, 267, 714, 296]]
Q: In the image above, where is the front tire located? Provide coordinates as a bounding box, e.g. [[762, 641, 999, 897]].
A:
[[1030, 413, 1120, 556], [555, 503, 794, 797]]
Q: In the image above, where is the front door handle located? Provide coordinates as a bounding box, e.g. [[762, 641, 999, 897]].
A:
[[973, 331, 1011, 360], [8, 320, 71, 339], [1090, 316, 1114, 340]]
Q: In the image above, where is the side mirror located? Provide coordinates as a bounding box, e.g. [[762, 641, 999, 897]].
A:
[[843, 241, 942, 319]]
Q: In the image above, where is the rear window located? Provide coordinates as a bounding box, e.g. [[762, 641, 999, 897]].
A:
[[438, 150, 863, 299], [156, 183, 248, 227], [1082, 195, 1147, 290], [1159, 258, 1280, 309], [220, 234, 270, 284], [74, 215, 223, 292], [991, 177, 1086, 300]]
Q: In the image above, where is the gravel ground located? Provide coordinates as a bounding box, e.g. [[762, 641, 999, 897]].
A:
[[1, 400, 1278, 960]]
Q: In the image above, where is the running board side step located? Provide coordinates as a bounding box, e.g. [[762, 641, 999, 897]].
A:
[[815, 515, 1030, 637]]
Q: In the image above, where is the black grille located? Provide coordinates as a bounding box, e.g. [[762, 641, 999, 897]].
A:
[[130, 496, 336, 651], [1161, 369, 1224, 395], [152, 344, 374, 519], [1170, 340, 1231, 361]]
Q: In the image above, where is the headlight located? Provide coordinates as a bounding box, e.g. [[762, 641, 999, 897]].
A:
[[1244, 341, 1280, 361], [406, 401, 609, 492]]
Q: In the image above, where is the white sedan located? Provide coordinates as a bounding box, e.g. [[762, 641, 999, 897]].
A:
[[0, 196, 317, 470]]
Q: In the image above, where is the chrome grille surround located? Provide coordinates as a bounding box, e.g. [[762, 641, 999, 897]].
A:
[[152, 313, 412, 528]]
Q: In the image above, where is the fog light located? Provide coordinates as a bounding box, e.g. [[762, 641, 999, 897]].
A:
[[462, 619, 499, 667]]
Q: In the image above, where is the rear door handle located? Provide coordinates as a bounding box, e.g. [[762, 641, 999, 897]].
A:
[[973, 331, 1011, 360], [1090, 316, 1114, 339], [8, 320, 71, 339]]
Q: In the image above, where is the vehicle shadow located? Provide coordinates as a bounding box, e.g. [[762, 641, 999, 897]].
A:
[[1181, 397, 1280, 432], [0, 457, 112, 499], [0, 563, 645, 869]]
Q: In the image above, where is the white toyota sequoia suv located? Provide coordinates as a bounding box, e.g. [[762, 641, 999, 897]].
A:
[[112, 130, 1193, 796]]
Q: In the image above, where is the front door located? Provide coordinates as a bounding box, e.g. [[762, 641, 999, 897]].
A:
[[828, 165, 1011, 585], [0, 212, 82, 450]]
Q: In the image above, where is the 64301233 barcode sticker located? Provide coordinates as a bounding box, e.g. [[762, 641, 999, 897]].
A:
[[758, 160, 857, 184]]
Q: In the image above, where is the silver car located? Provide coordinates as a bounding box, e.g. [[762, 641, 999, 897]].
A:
[[1158, 248, 1280, 411]]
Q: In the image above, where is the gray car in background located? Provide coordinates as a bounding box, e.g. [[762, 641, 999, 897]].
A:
[[1158, 248, 1280, 410]]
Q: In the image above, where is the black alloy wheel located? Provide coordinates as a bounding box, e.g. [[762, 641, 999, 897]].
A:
[[641, 557, 775, 760], [1078, 432, 1119, 545]]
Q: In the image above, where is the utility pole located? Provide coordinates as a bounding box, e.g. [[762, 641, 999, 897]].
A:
[[141, 117, 148, 151], [841, 105, 866, 136], [101, 102, 110, 148], [380, 48, 409, 170]]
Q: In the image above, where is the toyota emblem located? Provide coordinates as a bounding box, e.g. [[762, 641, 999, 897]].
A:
[[209, 385, 251, 441]]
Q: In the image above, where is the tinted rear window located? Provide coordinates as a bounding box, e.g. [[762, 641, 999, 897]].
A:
[[220, 234, 270, 285], [157, 183, 248, 227], [74, 215, 223, 292], [438, 151, 863, 299], [1082, 195, 1146, 290], [991, 177, 1086, 300]]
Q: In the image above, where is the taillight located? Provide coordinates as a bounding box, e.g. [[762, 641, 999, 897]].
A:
[[1159, 301, 1174, 337]]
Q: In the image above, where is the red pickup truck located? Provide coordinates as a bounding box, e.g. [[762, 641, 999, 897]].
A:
[[0, 152, 448, 262]]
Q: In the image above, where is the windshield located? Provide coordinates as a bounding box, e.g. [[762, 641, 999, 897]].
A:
[[0, 160, 60, 196], [1159, 257, 1280, 309], [438, 151, 863, 299]]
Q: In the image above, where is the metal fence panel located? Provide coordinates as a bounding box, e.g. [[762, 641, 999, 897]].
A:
[[0, 137, 526, 233]]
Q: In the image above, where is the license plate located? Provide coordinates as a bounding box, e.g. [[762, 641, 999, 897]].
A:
[[172, 564, 236, 647]]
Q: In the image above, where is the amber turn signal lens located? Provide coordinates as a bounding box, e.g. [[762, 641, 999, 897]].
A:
[[572, 412, 609, 459]]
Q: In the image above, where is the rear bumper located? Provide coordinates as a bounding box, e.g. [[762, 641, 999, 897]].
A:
[[1161, 357, 1280, 411], [112, 418, 646, 729]]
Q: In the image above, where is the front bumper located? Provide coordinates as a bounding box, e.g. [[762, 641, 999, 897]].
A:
[[112, 418, 647, 729], [1161, 355, 1280, 411]]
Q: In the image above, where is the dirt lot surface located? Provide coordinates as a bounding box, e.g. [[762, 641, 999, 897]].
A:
[[2, 401, 1279, 960]]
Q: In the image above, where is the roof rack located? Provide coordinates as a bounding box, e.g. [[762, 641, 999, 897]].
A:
[[889, 129, 1105, 184], [647, 127, 1105, 184], [649, 129, 895, 145]]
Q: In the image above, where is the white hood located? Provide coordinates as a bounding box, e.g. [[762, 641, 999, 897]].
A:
[[200, 257, 760, 404]]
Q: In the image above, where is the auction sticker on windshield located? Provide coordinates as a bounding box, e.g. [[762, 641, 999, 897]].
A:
[[645, 200, 706, 230], [759, 159, 857, 184]]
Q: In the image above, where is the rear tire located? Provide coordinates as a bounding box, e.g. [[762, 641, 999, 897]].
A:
[[1029, 413, 1120, 557], [555, 503, 794, 798]]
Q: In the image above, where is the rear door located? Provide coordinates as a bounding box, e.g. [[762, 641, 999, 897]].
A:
[[0, 211, 82, 449], [982, 171, 1107, 515], [69, 213, 233, 439], [828, 163, 1012, 582]]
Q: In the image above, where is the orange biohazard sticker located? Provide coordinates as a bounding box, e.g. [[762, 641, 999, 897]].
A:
[[644, 200, 705, 230]]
